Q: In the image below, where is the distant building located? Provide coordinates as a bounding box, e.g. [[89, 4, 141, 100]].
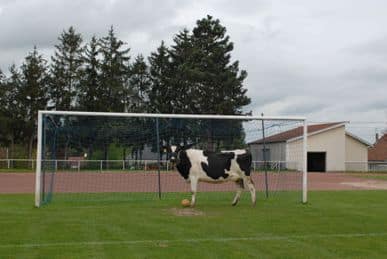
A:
[[126, 145, 159, 161], [248, 122, 370, 172], [68, 156, 85, 169], [368, 133, 387, 162]]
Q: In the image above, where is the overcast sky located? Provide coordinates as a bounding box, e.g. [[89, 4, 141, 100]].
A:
[[0, 0, 386, 141]]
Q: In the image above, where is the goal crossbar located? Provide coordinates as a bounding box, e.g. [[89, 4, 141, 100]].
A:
[[39, 110, 306, 121]]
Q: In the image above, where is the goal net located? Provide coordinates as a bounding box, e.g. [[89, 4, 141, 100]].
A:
[[35, 111, 307, 207]]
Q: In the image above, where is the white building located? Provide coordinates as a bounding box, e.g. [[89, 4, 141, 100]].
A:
[[249, 122, 370, 172]]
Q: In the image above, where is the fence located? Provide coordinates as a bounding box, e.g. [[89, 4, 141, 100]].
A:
[[0, 159, 299, 172], [0, 159, 36, 170], [1, 159, 386, 172], [0, 159, 168, 172], [345, 161, 387, 172]]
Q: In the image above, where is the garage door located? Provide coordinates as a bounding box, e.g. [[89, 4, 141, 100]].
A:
[[307, 152, 326, 172]]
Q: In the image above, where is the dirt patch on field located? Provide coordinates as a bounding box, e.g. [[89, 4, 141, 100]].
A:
[[341, 180, 387, 190], [307, 173, 387, 190], [168, 207, 205, 216]]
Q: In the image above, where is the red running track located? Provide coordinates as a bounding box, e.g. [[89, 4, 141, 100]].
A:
[[0, 171, 385, 194]]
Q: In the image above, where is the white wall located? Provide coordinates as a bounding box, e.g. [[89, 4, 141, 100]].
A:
[[249, 142, 286, 162], [287, 125, 346, 171], [345, 134, 368, 171], [286, 138, 304, 171]]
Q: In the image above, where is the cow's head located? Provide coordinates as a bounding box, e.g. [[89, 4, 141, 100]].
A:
[[166, 143, 195, 164], [169, 145, 181, 164]]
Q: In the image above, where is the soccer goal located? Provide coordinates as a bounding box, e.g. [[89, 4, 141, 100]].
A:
[[35, 111, 307, 207]]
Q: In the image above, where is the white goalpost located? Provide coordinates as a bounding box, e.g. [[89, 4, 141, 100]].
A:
[[35, 110, 307, 207]]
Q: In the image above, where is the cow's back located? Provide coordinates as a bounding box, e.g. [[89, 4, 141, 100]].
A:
[[200, 151, 235, 180], [185, 149, 251, 181]]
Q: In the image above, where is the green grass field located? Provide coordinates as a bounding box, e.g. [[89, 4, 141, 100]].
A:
[[1, 191, 387, 258]]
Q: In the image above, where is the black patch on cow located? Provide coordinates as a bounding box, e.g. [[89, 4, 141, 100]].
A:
[[176, 151, 191, 180], [236, 151, 252, 176], [201, 151, 235, 180], [203, 150, 214, 157]]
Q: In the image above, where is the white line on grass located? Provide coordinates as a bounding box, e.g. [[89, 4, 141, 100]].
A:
[[2, 233, 387, 248]]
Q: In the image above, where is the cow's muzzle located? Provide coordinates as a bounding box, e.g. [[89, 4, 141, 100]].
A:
[[170, 154, 178, 167]]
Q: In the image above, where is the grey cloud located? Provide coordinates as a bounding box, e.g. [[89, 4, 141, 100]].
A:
[[280, 102, 325, 116], [0, 0, 189, 70], [210, 0, 268, 16], [345, 98, 387, 113], [341, 65, 387, 84], [0, 0, 386, 143], [349, 36, 387, 58], [0, 0, 186, 48]]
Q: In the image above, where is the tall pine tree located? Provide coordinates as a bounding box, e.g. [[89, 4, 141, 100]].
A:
[[127, 54, 150, 112], [79, 36, 101, 111], [72, 36, 102, 159], [19, 47, 49, 159], [97, 26, 131, 163], [168, 29, 198, 114], [0, 69, 4, 86], [0, 69, 8, 146], [166, 15, 250, 150], [121, 55, 151, 160], [49, 26, 84, 110], [98, 26, 130, 112], [148, 41, 172, 113], [0, 65, 24, 157], [190, 15, 250, 114]]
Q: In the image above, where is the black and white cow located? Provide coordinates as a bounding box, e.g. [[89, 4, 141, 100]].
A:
[[168, 145, 256, 207]]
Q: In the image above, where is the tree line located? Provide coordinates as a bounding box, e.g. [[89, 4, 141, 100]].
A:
[[0, 15, 251, 159]]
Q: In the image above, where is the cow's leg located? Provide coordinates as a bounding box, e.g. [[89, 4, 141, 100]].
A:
[[190, 177, 198, 207], [232, 178, 244, 206], [244, 176, 256, 206]]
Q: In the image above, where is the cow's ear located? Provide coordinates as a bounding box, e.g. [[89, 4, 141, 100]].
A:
[[183, 143, 195, 150], [176, 144, 183, 152], [162, 145, 171, 153]]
